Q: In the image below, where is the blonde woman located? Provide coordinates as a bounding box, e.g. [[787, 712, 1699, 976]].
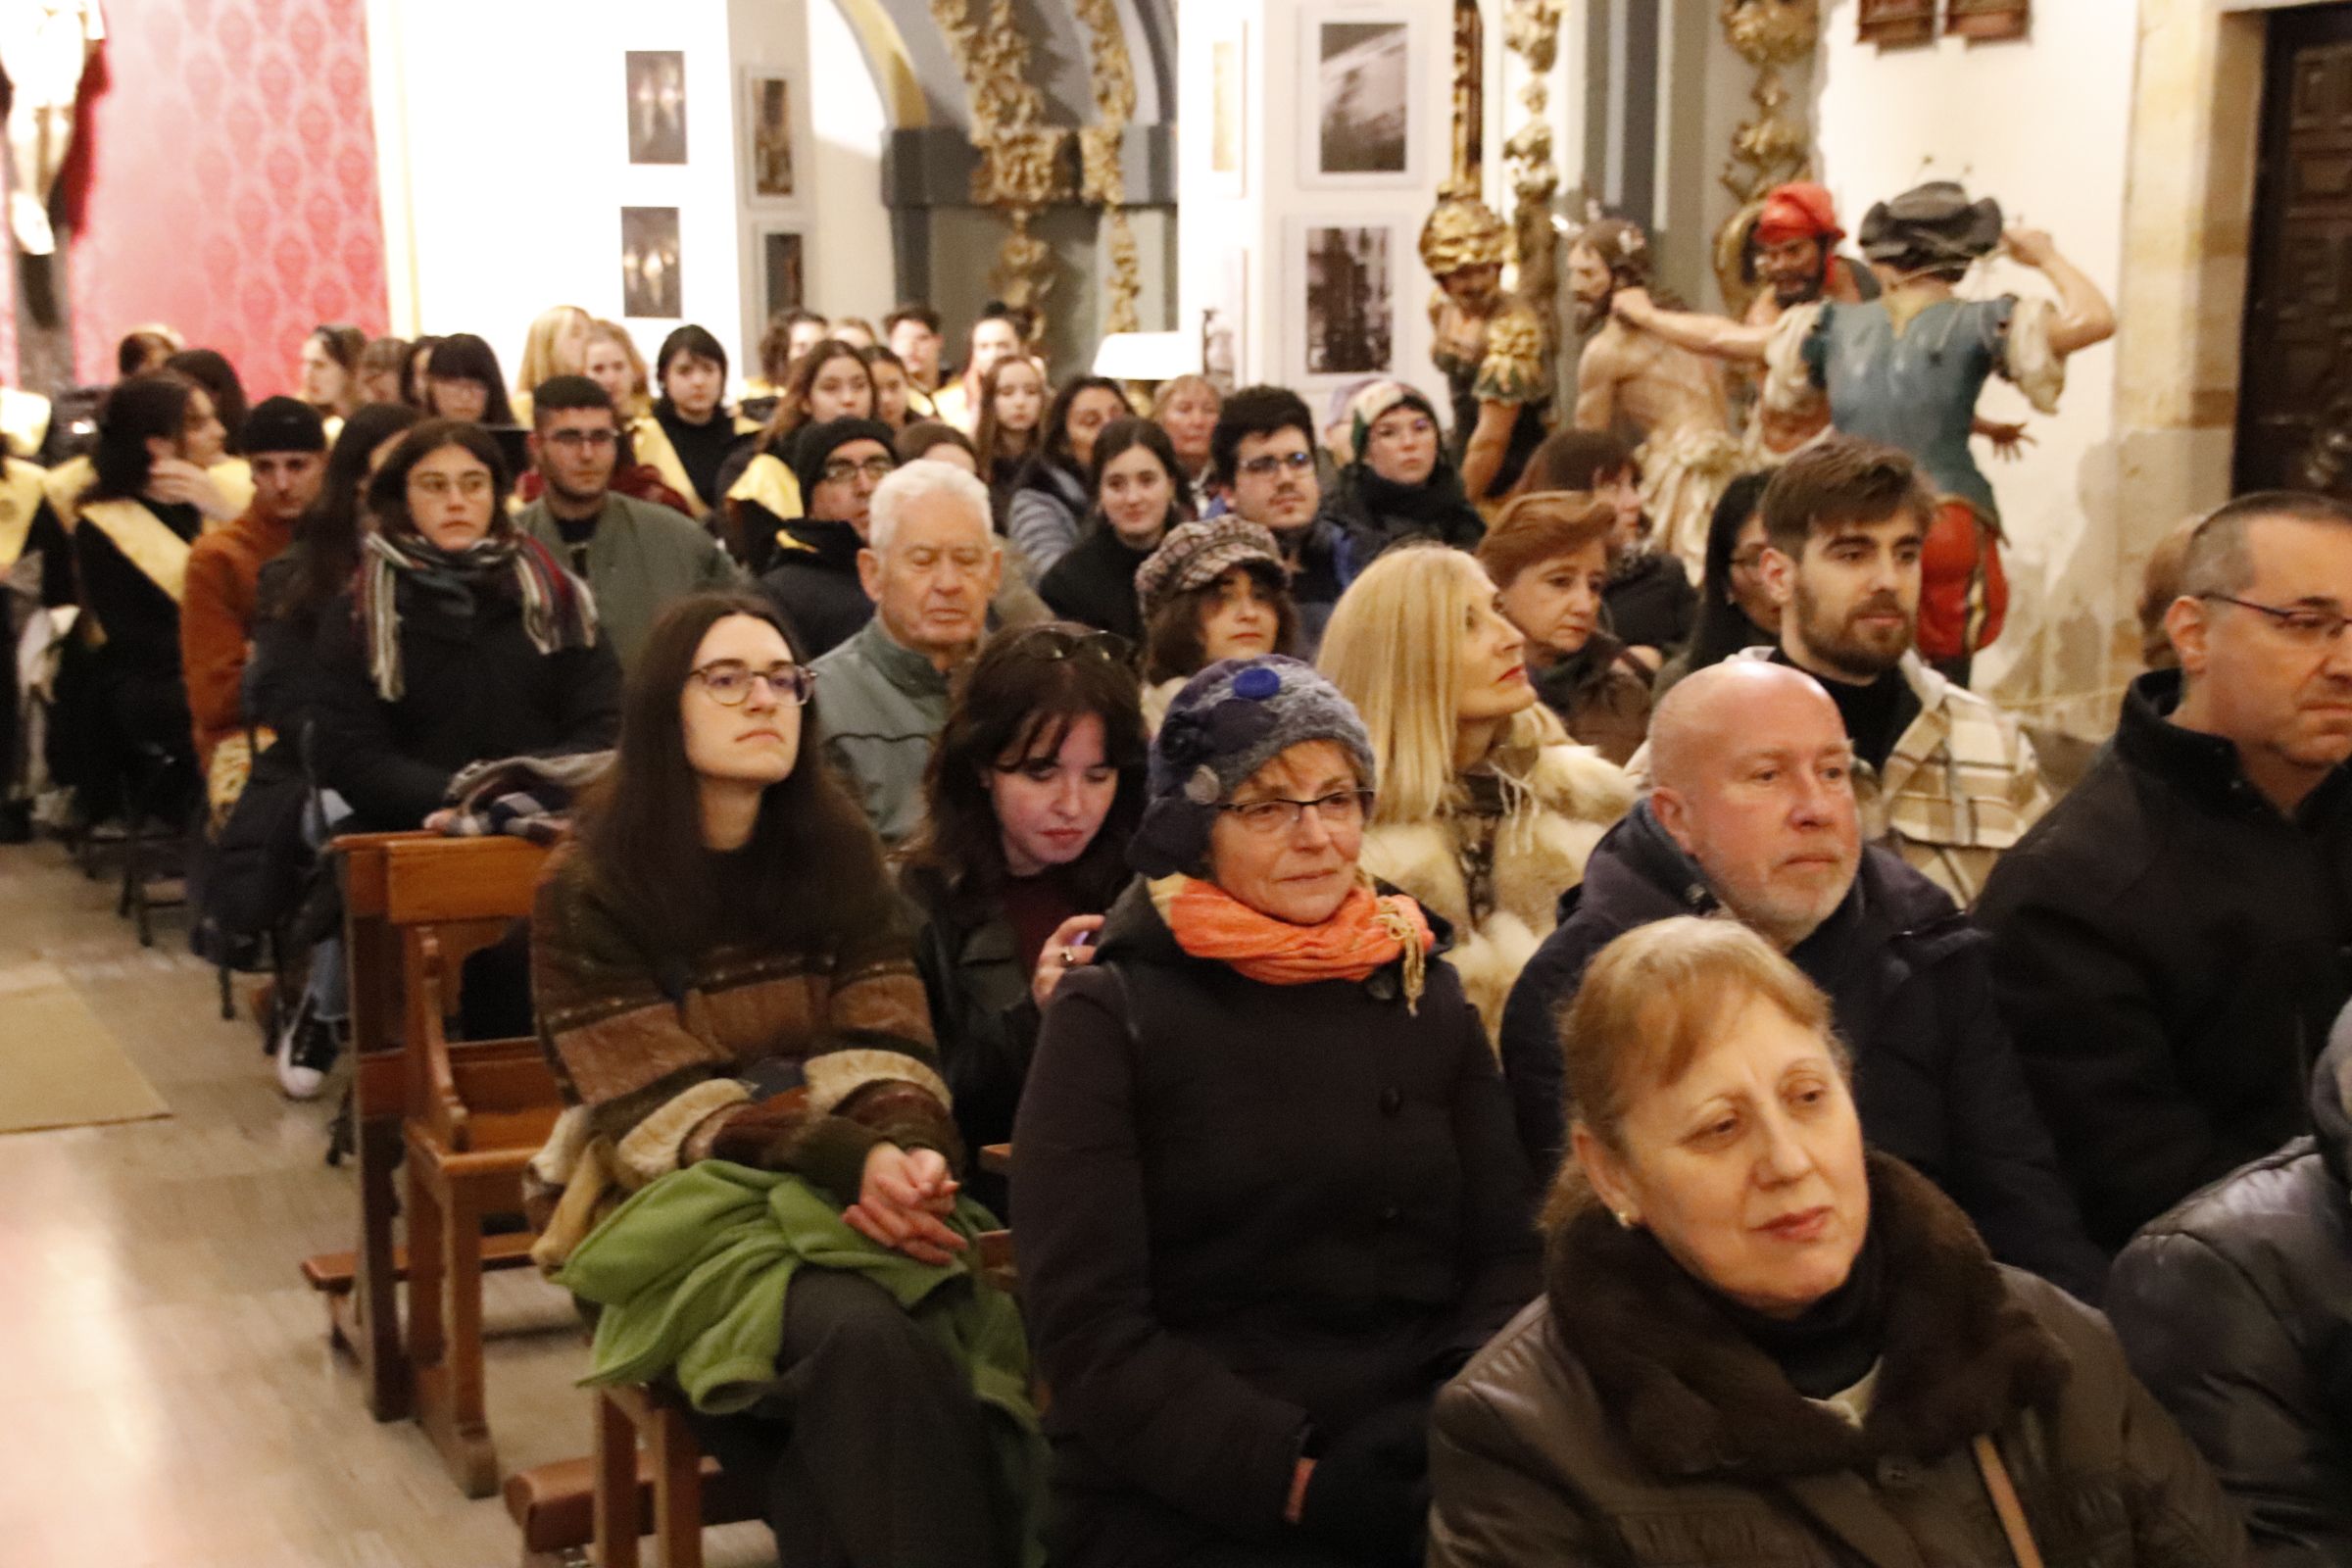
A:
[[582, 318, 654, 420], [1319, 544, 1635, 1039], [511, 305, 592, 423]]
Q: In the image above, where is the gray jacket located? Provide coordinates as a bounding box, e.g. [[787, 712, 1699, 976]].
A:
[[517, 492, 740, 668], [810, 616, 953, 846]]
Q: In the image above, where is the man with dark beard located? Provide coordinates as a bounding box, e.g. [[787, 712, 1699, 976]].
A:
[[1566, 216, 1739, 578], [515, 375, 740, 668], [1745, 435, 2046, 906]]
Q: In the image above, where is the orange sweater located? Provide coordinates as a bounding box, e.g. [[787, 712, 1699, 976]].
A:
[[179, 508, 296, 768]]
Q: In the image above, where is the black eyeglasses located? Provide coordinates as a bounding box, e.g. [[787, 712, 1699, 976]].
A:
[[689, 660, 816, 706], [1006, 626, 1133, 664], [1236, 450, 1315, 478], [820, 457, 897, 485], [1217, 788, 1374, 835], [2198, 594, 2352, 647]]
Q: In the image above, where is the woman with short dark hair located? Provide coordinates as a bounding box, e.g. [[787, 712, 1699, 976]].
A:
[[1427, 917, 2244, 1567], [421, 333, 516, 425], [1652, 469, 1777, 698], [530, 590, 1033, 1568], [634, 324, 760, 522], [1037, 417, 1189, 644]]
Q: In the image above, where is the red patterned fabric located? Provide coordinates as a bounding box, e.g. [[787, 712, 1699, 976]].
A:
[[12, 0, 389, 393]]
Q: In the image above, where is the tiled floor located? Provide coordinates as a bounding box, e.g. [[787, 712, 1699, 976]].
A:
[[0, 842, 772, 1566]]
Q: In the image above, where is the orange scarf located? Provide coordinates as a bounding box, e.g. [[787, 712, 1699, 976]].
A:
[[1149, 873, 1434, 1009]]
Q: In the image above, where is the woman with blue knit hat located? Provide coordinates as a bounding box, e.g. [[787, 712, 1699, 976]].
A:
[[1011, 656, 1539, 1568]]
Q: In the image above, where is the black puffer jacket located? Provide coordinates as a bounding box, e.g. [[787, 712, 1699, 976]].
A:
[[2108, 1013, 2352, 1565], [308, 579, 621, 831], [1977, 670, 2352, 1250], [1010, 879, 1539, 1566], [1500, 803, 2107, 1302], [756, 518, 871, 660]]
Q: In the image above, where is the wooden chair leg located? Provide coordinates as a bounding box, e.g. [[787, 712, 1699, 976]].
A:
[[353, 1110, 412, 1421], [648, 1402, 706, 1568], [593, 1392, 642, 1568], [407, 1150, 499, 1497]]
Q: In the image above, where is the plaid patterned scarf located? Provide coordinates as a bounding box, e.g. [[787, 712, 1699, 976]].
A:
[[360, 528, 598, 701]]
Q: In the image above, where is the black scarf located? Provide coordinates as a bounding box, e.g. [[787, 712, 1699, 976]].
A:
[[1343, 461, 1482, 550], [1704, 1225, 1888, 1400]]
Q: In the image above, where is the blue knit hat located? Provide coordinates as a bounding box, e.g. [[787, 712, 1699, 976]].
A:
[[1130, 655, 1376, 878]]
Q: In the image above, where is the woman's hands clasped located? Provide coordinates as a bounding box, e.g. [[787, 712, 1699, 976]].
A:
[[844, 1143, 968, 1266]]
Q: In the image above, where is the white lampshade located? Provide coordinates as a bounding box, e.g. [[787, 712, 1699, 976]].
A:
[[1091, 331, 1197, 382]]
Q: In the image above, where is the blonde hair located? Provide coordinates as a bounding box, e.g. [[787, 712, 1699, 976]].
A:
[[1151, 373, 1219, 418], [583, 318, 652, 417], [1558, 917, 1842, 1156], [1318, 543, 1562, 824], [515, 305, 592, 395]]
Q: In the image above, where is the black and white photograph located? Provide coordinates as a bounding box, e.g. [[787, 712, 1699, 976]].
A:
[[760, 227, 806, 319], [1308, 13, 1411, 182], [1301, 223, 1393, 377], [620, 206, 682, 318], [748, 73, 794, 199], [625, 50, 687, 165]]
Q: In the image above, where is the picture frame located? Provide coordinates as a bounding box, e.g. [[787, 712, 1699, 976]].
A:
[[1856, 0, 1936, 47], [625, 51, 688, 165], [743, 69, 796, 202], [1205, 25, 1247, 198], [1945, 0, 2029, 41], [620, 207, 683, 319], [1298, 8, 1419, 188], [756, 224, 807, 321], [1291, 218, 1396, 386]]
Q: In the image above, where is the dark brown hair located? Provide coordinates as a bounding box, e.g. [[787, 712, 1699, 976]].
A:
[[86, 373, 199, 503], [364, 418, 514, 543], [1476, 491, 1616, 588], [1519, 428, 1636, 495], [2179, 489, 2352, 602], [1141, 563, 1298, 684], [1758, 435, 1934, 559], [760, 339, 872, 450], [972, 355, 1046, 477], [576, 590, 898, 957], [897, 419, 976, 466], [904, 621, 1150, 917]]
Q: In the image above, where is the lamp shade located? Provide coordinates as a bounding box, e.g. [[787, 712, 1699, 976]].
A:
[[1091, 331, 1198, 382]]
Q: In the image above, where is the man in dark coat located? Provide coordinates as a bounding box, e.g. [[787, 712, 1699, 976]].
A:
[[1976, 491, 2352, 1250], [1500, 659, 2105, 1301], [2109, 1004, 2352, 1563]]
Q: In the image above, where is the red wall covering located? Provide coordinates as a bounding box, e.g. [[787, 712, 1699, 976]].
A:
[[2, 0, 390, 396]]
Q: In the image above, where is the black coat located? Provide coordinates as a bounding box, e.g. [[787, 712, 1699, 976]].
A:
[[1601, 547, 1696, 655], [1976, 670, 2352, 1250], [1035, 521, 1153, 644], [757, 518, 871, 660], [1010, 880, 1540, 1565], [1499, 803, 2107, 1302], [2108, 1016, 2352, 1565], [1330, 462, 1485, 565], [308, 577, 621, 831], [74, 498, 202, 757]]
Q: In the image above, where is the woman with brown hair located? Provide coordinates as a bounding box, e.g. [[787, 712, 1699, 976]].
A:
[[1428, 918, 2244, 1568], [723, 340, 876, 556], [901, 621, 1149, 1212], [973, 354, 1048, 512], [1132, 518, 1300, 733], [1520, 427, 1694, 669], [1478, 491, 1654, 764], [530, 589, 1031, 1568]]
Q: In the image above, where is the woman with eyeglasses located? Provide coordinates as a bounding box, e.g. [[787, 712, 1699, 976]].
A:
[[1005, 375, 1134, 576], [1319, 545, 1634, 1043], [1037, 417, 1190, 645], [1011, 656, 1539, 1568], [722, 340, 878, 564], [307, 420, 619, 833], [900, 621, 1148, 1215], [1654, 470, 1779, 699], [420, 333, 517, 426], [530, 589, 1035, 1568]]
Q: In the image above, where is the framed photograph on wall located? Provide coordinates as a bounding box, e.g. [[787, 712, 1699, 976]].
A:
[[1294, 220, 1396, 384], [1206, 26, 1247, 198], [625, 51, 688, 165], [1299, 9, 1417, 187], [758, 225, 807, 319], [621, 207, 683, 319], [745, 71, 796, 201]]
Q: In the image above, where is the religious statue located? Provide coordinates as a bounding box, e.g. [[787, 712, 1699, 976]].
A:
[[1565, 215, 1740, 576], [0, 0, 106, 256], [1420, 195, 1550, 506], [1612, 180, 2115, 671]]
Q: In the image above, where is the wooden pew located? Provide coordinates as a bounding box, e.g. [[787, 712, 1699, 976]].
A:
[[298, 831, 557, 1496]]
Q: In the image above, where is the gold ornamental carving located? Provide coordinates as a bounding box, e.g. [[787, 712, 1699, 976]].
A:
[[1713, 0, 1820, 317], [930, 0, 1069, 324], [1502, 0, 1565, 355], [1073, 0, 1143, 334]]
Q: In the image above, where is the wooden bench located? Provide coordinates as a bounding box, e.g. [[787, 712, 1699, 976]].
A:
[[298, 831, 558, 1496]]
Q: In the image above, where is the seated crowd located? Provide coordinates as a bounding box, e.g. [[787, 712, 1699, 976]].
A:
[[15, 296, 2352, 1568]]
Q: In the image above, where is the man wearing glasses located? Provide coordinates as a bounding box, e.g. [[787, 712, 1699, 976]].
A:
[[1209, 385, 1353, 654], [517, 375, 740, 667], [1979, 490, 2352, 1251]]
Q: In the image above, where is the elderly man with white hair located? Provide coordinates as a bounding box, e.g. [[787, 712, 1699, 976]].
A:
[[1495, 658, 2107, 1301], [810, 460, 1004, 844]]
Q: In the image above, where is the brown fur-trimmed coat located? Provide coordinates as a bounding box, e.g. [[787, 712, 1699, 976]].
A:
[[1359, 708, 1634, 1044], [1428, 1154, 2246, 1567]]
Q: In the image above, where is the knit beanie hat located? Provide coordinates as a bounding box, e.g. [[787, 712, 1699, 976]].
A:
[[1131, 655, 1376, 878], [241, 396, 327, 455], [1133, 517, 1286, 619], [1346, 379, 1440, 463], [792, 417, 898, 501]]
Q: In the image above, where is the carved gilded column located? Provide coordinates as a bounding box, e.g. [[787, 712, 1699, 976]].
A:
[[930, 0, 1070, 330], [1072, 0, 1142, 334], [1713, 0, 1820, 317], [1502, 0, 1564, 350]]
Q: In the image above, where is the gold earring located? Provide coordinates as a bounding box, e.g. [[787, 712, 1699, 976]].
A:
[[1613, 1209, 1635, 1230]]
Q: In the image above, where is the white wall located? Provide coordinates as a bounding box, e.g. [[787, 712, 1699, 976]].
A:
[[1813, 0, 2140, 708], [804, 0, 897, 325]]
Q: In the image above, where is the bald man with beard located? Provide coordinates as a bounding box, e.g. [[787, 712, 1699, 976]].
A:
[[1497, 660, 2106, 1300]]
